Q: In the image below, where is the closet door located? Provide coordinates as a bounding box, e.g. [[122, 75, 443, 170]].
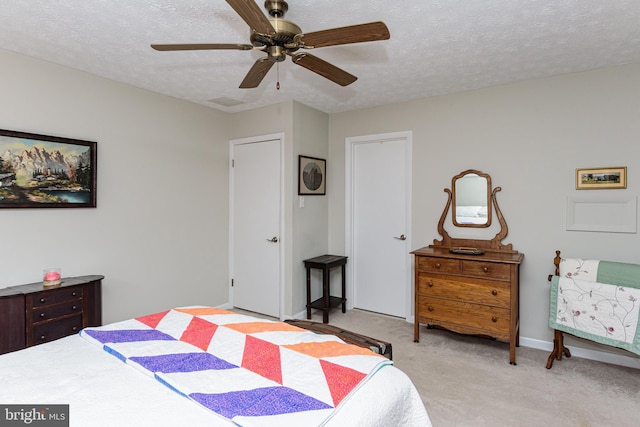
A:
[[230, 135, 282, 318], [347, 132, 412, 318]]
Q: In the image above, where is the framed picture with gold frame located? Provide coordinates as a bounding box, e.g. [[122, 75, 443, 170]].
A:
[[576, 167, 626, 190]]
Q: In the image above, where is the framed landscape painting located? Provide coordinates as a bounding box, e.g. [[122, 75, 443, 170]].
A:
[[576, 167, 626, 190], [0, 129, 97, 208]]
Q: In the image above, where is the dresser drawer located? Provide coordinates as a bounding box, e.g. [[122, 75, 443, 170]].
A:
[[32, 300, 82, 323], [30, 286, 83, 308], [417, 274, 510, 308], [461, 260, 511, 280], [416, 257, 460, 274], [417, 296, 510, 335], [412, 247, 522, 364], [32, 315, 83, 345]]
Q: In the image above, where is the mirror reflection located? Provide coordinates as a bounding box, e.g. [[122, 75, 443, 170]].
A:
[[452, 170, 492, 227]]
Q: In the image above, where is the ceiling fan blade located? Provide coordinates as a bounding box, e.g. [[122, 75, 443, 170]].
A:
[[226, 0, 275, 36], [291, 53, 357, 86], [296, 21, 390, 49], [239, 57, 275, 88], [151, 43, 254, 51]]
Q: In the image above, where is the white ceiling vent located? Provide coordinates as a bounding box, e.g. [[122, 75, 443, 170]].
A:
[[208, 97, 245, 107]]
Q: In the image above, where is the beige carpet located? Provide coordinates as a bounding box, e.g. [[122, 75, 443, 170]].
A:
[[306, 309, 640, 427]]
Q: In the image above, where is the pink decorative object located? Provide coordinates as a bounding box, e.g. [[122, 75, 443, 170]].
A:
[[44, 271, 60, 281], [43, 268, 62, 287]]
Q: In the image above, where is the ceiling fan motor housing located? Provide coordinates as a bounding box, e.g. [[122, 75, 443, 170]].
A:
[[250, 18, 301, 53]]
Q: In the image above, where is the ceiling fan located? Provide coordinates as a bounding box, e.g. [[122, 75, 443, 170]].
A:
[[151, 0, 390, 89]]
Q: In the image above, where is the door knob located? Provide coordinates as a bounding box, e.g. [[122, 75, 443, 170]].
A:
[[394, 234, 406, 241], [266, 236, 278, 243]]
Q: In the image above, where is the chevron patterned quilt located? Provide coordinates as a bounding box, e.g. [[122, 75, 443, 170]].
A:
[[79, 306, 392, 426]]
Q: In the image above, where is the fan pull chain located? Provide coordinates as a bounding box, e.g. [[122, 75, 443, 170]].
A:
[[276, 63, 280, 90]]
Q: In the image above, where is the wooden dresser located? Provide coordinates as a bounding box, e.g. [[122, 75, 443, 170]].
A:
[[412, 246, 523, 364], [414, 169, 523, 364], [0, 275, 103, 355]]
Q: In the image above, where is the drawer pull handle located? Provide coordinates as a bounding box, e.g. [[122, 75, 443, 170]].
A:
[[72, 326, 78, 332], [428, 306, 434, 312], [483, 267, 489, 273], [428, 282, 434, 287], [435, 263, 441, 269], [72, 305, 77, 310], [40, 298, 45, 303], [492, 290, 498, 296], [492, 316, 498, 323], [72, 292, 77, 297], [40, 335, 46, 340], [40, 313, 45, 318]]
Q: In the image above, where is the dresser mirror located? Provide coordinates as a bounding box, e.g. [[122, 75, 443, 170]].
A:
[[433, 169, 515, 253], [452, 170, 492, 227]]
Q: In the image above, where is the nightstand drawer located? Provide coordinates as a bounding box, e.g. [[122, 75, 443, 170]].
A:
[[416, 257, 460, 274], [32, 300, 82, 323], [32, 315, 83, 345], [461, 260, 511, 280], [417, 274, 510, 308], [417, 296, 510, 335], [30, 286, 83, 308]]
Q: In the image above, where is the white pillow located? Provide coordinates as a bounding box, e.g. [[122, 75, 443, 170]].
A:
[[456, 206, 481, 217]]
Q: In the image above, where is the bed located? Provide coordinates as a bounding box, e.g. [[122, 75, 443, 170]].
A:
[[546, 251, 640, 369], [0, 306, 431, 426], [454, 205, 489, 225]]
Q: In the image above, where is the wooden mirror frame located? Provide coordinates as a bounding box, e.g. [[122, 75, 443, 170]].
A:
[[432, 170, 515, 253], [452, 169, 492, 228]]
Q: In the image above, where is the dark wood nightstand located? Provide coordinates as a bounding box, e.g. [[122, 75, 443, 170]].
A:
[[0, 275, 103, 355], [304, 255, 347, 323]]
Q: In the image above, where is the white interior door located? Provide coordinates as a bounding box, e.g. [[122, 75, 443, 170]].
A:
[[230, 135, 282, 318], [347, 133, 412, 318]]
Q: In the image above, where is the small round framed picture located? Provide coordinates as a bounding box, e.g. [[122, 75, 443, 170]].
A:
[[298, 155, 326, 195]]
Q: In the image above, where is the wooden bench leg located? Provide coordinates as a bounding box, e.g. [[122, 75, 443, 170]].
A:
[[546, 329, 571, 369]]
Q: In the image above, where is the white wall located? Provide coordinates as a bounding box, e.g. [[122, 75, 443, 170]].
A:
[[0, 49, 231, 324], [4, 46, 640, 361], [328, 62, 640, 357], [292, 103, 329, 313], [229, 101, 330, 316]]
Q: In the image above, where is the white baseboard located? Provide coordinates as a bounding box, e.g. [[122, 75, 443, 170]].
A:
[[410, 315, 640, 368], [216, 302, 234, 310], [291, 310, 307, 320]]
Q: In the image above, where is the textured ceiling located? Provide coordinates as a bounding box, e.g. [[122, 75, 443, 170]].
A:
[[1, 1, 640, 114]]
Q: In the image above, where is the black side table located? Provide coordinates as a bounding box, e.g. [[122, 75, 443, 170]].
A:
[[304, 255, 348, 323]]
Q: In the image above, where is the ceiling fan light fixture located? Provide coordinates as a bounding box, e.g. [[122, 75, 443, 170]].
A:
[[267, 45, 286, 62]]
